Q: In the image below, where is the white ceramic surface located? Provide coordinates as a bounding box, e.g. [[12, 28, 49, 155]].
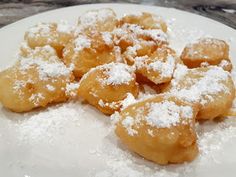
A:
[[0, 3, 236, 177]]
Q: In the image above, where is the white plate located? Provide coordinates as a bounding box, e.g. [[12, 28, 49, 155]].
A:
[[1, 3, 236, 177]]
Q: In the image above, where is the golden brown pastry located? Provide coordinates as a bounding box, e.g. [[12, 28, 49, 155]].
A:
[[63, 31, 118, 79], [135, 46, 178, 85], [77, 8, 118, 34], [0, 45, 74, 112], [115, 94, 199, 165], [113, 23, 168, 64], [119, 12, 167, 32], [78, 62, 139, 115], [24, 22, 74, 57], [180, 38, 232, 71], [165, 64, 235, 120]]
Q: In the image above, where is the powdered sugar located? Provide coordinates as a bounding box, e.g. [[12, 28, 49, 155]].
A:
[[197, 120, 236, 162], [113, 46, 122, 62], [120, 86, 158, 110], [124, 11, 143, 17], [148, 55, 175, 78], [140, 29, 167, 42], [122, 116, 137, 136], [113, 23, 167, 53], [17, 45, 72, 81], [121, 93, 137, 110], [167, 18, 209, 55], [134, 52, 176, 84], [170, 66, 230, 104], [27, 23, 51, 38], [19, 57, 71, 81], [13, 80, 27, 91], [200, 62, 210, 67], [119, 97, 194, 134], [29, 93, 45, 106], [183, 38, 227, 60], [66, 82, 79, 97], [100, 63, 134, 85], [146, 101, 193, 128], [57, 20, 74, 34], [46, 84, 55, 91], [134, 55, 148, 68], [125, 44, 142, 61], [11, 102, 85, 143], [219, 59, 230, 68], [78, 8, 114, 30], [74, 35, 91, 52], [98, 99, 119, 109], [122, 23, 167, 43], [98, 99, 105, 107], [181, 106, 194, 118], [102, 32, 113, 45]]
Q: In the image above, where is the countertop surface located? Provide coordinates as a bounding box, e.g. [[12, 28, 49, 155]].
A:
[[0, 0, 235, 29]]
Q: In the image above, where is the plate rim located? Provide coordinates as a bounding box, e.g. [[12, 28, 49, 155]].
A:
[[0, 3, 235, 33]]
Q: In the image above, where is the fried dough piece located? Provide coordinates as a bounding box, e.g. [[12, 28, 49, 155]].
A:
[[0, 46, 74, 112], [119, 12, 167, 32], [180, 38, 232, 71], [166, 64, 235, 120], [115, 94, 199, 165], [78, 8, 118, 34], [135, 46, 177, 85], [123, 40, 159, 65], [63, 32, 119, 79], [78, 63, 139, 115], [113, 23, 168, 64], [24, 22, 74, 57]]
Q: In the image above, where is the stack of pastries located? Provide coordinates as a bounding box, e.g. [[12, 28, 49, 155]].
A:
[[0, 8, 235, 165]]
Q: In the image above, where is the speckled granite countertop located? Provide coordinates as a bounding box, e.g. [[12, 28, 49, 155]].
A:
[[0, 0, 235, 29]]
